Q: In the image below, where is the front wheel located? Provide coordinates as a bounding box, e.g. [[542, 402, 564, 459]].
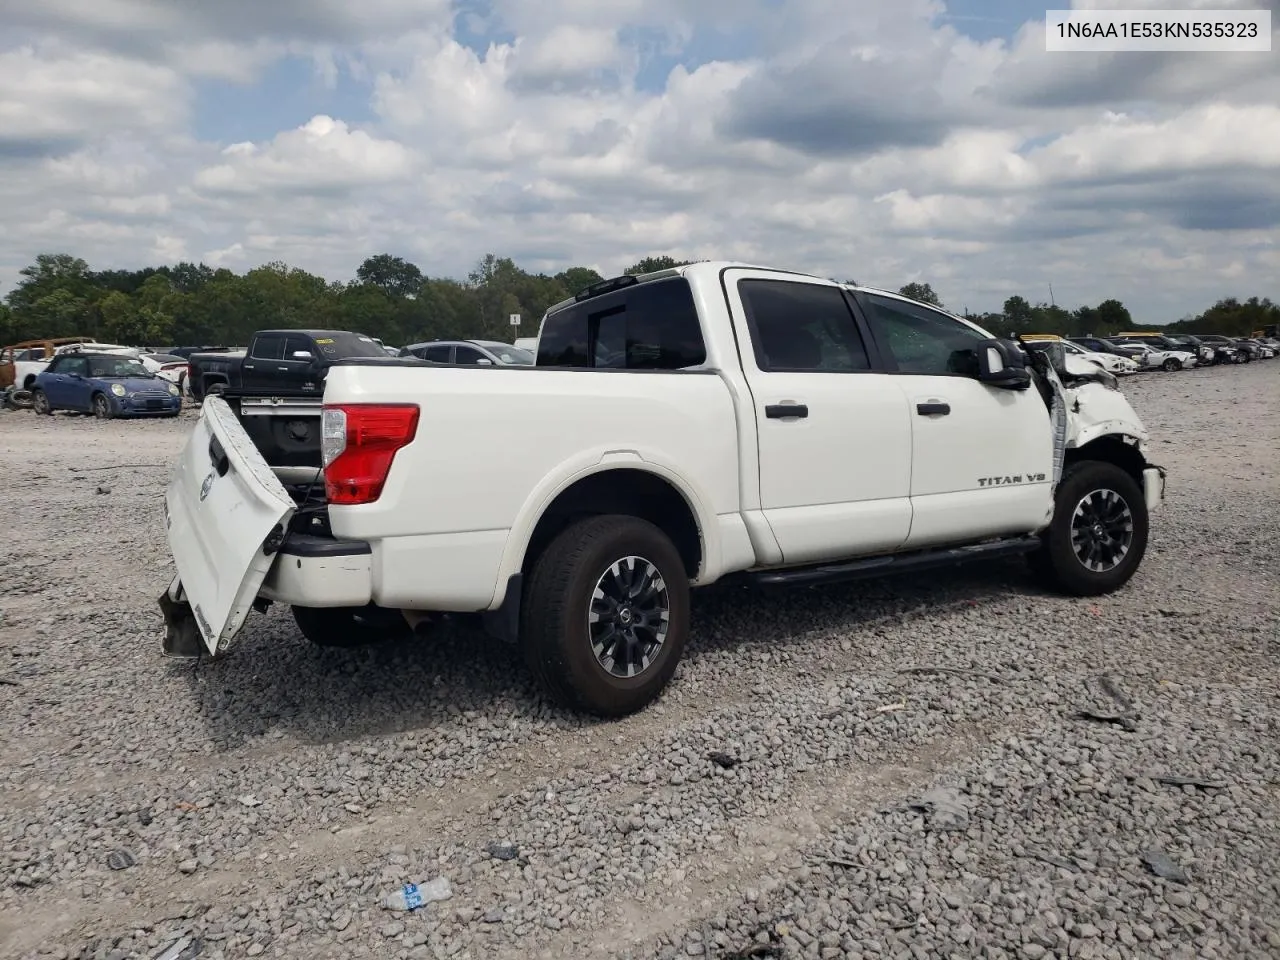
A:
[[291, 604, 410, 648], [91, 393, 114, 419], [32, 389, 52, 416], [1030, 461, 1149, 597], [521, 515, 691, 717], [1162, 357, 1180, 371]]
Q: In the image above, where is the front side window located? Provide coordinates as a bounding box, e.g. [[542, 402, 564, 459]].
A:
[[738, 279, 871, 372], [862, 294, 986, 376], [536, 276, 707, 369], [60, 356, 90, 376], [283, 336, 314, 359]]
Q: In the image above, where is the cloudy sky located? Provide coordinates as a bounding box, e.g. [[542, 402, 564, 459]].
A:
[[2, 0, 1277, 322]]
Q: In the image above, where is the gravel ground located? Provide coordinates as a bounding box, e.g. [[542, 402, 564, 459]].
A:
[[1, 362, 1277, 960]]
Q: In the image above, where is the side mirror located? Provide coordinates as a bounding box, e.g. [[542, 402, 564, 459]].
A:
[[977, 338, 1032, 390], [475, 357, 493, 366], [291, 350, 313, 360]]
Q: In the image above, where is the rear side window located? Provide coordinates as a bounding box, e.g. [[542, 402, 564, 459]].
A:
[[738, 280, 871, 372], [536, 276, 706, 369], [422, 345, 452, 363], [250, 335, 285, 360]]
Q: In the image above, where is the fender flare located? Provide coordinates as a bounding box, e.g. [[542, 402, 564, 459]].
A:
[[486, 448, 724, 609]]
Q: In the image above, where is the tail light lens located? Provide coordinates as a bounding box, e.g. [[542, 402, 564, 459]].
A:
[[322, 403, 420, 505]]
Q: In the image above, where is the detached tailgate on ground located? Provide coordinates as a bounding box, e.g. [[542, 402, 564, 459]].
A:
[[163, 396, 296, 656]]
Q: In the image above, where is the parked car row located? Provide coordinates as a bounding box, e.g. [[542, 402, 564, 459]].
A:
[[4, 320, 1275, 422], [1020, 331, 1279, 375]]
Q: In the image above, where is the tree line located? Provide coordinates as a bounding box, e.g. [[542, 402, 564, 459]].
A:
[[1, 253, 1275, 349]]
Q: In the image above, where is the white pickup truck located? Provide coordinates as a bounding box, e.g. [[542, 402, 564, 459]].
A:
[[159, 262, 1166, 716]]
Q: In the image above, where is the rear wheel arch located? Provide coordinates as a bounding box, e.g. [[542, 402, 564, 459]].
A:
[[519, 467, 705, 585]]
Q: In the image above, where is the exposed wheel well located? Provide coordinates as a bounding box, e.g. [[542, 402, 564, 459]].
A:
[[522, 469, 703, 581], [23, 374, 37, 389], [1065, 434, 1147, 484]]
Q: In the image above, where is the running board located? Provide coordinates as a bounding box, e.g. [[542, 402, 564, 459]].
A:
[[742, 536, 1042, 589]]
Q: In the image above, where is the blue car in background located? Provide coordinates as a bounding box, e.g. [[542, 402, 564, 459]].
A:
[[32, 350, 183, 419]]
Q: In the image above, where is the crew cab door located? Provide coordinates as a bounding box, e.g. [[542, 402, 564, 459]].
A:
[[724, 270, 914, 566], [853, 292, 1053, 548], [239, 334, 285, 392]]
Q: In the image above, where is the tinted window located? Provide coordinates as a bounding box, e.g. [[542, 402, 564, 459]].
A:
[[423, 345, 452, 363], [454, 345, 489, 364], [60, 356, 89, 376], [283, 336, 314, 359], [863, 294, 986, 376], [738, 280, 870, 372], [251, 335, 284, 360], [536, 276, 706, 369]]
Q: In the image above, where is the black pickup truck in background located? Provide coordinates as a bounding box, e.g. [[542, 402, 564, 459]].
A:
[[189, 329, 391, 484], [187, 329, 388, 402]]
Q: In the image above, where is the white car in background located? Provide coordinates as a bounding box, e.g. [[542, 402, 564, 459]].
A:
[[139, 353, 191, 389], [1109, 339, 1197, 371], [1060, 339, 1138, 376]]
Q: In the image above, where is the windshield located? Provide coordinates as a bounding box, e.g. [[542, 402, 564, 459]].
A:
[[312, 333, 390, 360], [492, 346, 535, 365], [89, 357, 153, 378]]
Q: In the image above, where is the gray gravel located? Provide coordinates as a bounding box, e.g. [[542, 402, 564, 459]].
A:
[[1, 362, 1277, 960]]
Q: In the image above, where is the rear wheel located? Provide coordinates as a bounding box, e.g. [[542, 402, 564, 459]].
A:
[[91, 393, 114, 419], [292, 604, 410, 648], [522, 515, 690, 717], [32, 389, 52, 416], [1030, 460, 1148, 597]]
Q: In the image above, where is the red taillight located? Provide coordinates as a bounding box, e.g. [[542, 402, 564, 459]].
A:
[[322, 403, 420, 505]]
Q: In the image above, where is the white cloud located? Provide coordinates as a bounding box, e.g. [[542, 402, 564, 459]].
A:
[[0, 0, 1277, 322], [0, 45, 188, 155], [192, 115, 416, 194]]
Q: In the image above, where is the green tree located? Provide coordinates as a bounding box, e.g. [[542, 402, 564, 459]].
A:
[[555, 266, 604, 296], [355, 254, 424, 298], [1095, 298, 1132, 333], [1001, 295, 1035, 335], [624, 255, 691, 275], [898, 282, 943, 307]]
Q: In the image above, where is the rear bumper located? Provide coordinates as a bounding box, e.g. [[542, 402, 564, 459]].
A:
[[259, 533, 374, 607], [1142, 465, 1166, 514]]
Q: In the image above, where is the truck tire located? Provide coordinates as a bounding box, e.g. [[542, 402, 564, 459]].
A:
[[522, 514, 690, 718], [292, 603, 410, 648], [1030, 460, 1149, 597]]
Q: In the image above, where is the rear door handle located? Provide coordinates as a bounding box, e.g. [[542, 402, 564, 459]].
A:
[[916, 402, 951, 416], [765, 403, 808, 419]]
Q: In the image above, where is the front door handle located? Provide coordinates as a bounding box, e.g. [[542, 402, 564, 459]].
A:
[[243, 364, 255, 369], [765, 403, 808, 419], [916, 402, 951, 416]]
